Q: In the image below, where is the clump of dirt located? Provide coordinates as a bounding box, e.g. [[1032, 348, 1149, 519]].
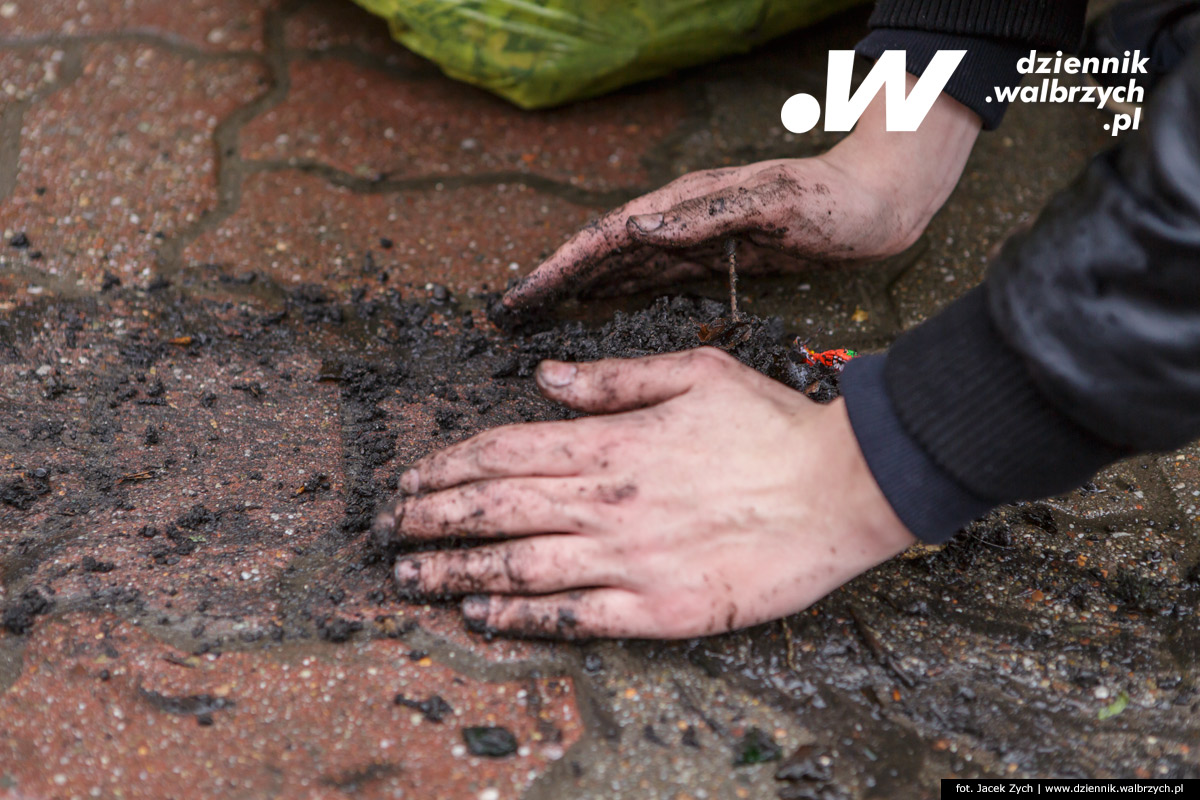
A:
[[2, 586, 54, 635], [290, 284, 344, 325], [1, 476, 50, 511], [138, 687, 235, 716], [317, 616, 365, 642], [463, 725, 519, 757], [495, 295, 841, 401], [394, 692, 454, 722]]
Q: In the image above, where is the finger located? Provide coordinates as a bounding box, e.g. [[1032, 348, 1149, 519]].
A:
[[494, 211, 639, 321], [389, 478, 594, 542], [462, 589, 647, 640], [497, 170, 743, 318], [399, 419, 600, 494], [626, 182, 776, 248], [394, 535, 613, 598], [534, 347, 732, 413]]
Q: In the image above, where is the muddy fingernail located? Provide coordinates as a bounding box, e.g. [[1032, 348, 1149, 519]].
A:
[[395, 559, 420, 582], [400, 469, 420, 494], [371, 498, 404, 547], [537, 360, 577, 388], [462, 594, 490, 621], [629, 213, 664, 233], [394, 559, 422, 598]]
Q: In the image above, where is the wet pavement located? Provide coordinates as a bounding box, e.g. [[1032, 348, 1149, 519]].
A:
[[1, 1, 1198, 798]]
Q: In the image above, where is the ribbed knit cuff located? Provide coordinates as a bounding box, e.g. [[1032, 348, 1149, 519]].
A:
[[868, 0, 1087, 51], [842, 354, 994, 543], [884, 285, 1129, 502], [855, 29, 1026, 129]]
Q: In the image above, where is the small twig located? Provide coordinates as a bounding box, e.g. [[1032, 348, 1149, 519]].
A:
[[724, 238, 739, 320], [782, 619, 799, 672]]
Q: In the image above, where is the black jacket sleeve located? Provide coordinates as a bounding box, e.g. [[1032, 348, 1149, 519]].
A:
[[843, 44, 1200, 543], [854, 0, 1089, 129], [867, 0, 1090, 49]]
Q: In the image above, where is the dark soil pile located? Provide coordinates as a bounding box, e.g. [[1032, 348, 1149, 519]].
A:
[[493, 295, 841, 402]]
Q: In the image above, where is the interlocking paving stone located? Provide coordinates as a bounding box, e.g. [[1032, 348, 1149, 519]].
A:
[[0, 0, 277, 53], [239, 56, 689, 190], [0, 43, 269, 294], [183, 170, 596, 294], [283, 0, 435, 68], [0, 613, 581, 798]]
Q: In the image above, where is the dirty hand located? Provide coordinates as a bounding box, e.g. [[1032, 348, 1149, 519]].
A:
[[495, 77, 980, 322], [373, 348, 916, 639]]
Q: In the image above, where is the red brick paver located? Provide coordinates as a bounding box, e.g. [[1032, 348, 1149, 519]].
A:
[[183, 170, 595, 293], [1, 42, 269, 291], [0, 0, 277, 53], [1, 614, 581, 799], [283, 0, 433, 68], [240, 57, 687, 190], [0, 346, 344, 635]]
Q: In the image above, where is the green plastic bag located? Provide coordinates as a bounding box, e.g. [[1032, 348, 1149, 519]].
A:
[[350, 0, 862, 108]]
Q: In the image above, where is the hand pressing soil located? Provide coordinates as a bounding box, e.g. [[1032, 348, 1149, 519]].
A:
[[373, 348, 914, 639]]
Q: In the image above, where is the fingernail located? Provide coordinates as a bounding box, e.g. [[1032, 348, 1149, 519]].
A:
[[400, 469, 420, 494], [371, 513, 394, 548], [394, 559, 422, 597], [462, 594, 490, 620], [629, 213, 664, 233], [463, 595, 491, 634], [371, 498, 404, 548], [537, 360, 577, 388]]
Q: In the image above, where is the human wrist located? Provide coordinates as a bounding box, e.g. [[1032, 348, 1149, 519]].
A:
[[822, 84, 979, 255], [819, 398, 918, 558]]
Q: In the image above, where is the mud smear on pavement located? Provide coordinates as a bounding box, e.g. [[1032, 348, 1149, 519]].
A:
[[0, 284, 832, 640], [1, 282, 1197, 794]]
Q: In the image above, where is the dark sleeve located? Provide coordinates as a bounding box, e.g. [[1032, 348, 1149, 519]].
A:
[[855, 30, 1025, 129], [868, 0, 1089, 49], [855, 0, 1089, 129], [842, 45, 1200, 544]]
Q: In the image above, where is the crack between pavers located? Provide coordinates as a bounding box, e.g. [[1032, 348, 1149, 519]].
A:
[[0, 32, 269, 64], [240, 158, 641, 209], [151, 1, 302, 280], [0, 104, 29, 204], [282, 45, 444, 81]]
